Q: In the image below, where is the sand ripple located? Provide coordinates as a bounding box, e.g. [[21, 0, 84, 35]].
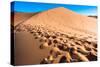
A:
[[15, 24, 97, 64]]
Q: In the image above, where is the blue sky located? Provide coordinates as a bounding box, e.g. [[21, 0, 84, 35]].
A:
[[11, 1, 97, 16]]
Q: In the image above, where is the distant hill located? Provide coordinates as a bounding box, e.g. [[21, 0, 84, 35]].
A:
[[88, 16, 97, 19], [11, 12, 40, 27]]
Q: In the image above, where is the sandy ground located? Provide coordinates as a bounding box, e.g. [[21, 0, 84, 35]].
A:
[[12, 7, 97, 65], [15, 32, 51, 65], [11, 12, 33, 27]]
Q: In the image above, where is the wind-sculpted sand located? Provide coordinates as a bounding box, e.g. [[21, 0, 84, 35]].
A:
[[14, 24, 97, 65], [13, 7, 97, 65]]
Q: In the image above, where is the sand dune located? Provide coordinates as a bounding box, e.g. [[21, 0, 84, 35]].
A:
[[19, 7, 97, 36], [13, 7, 97, 65], [15, 32, 51, 65], [11, 12, 33, 26]]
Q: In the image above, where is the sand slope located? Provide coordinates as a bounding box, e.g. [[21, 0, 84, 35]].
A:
[[20, 7, 97, 36], [11, 12, 33, 26], [15, 32, 51, 65], [13, 7, 97, 65]]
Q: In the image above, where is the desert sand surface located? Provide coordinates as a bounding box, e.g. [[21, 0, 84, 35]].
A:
[[15, 31, 51, 65], [20, 7, 97, 36], [11, 12, 34, 27], [12, 7, 97, 65]]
